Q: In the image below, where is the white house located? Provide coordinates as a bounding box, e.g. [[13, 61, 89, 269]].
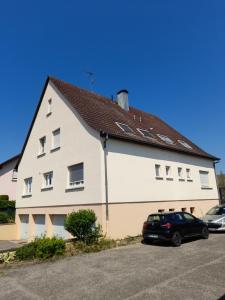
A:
[[15, 77, 220, 240]]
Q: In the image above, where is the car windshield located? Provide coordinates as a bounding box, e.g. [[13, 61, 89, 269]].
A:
[[207, 206, 225, 216]]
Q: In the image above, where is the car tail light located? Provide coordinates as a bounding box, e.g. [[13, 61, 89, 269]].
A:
[[161, 222, 172, 229]]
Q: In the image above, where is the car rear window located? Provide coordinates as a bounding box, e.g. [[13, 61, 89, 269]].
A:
[[147, 214, 168, 222]]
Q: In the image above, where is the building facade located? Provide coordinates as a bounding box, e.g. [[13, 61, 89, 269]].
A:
[[16, 77, 219, 240]]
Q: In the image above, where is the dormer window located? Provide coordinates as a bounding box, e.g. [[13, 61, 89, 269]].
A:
[[115, 122, 133, 134], [157, 134, 174, 145], [137, 128, 155, 139], [47, 99, 52, 116], [177, 140, 192, 149]]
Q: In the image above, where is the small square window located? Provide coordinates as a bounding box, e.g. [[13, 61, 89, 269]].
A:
[[190, 207, 195, 214], [43, 172, 53, 188], [12, 169, 17, 181], [68, 163, 84, 188], [52, 129, 60, 150], [158, 209, 165, 213], [181, 207, 186, 212], [169, 208, 175, 212], [155, 164, 162, 178], [24, 177, 32, 195]]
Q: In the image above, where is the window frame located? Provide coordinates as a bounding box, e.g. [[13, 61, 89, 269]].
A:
[[178, 167, 184, 181], [115, 122, 134, 134], [177, 140, 192, 150], [155, 164, 163, 179], [42, 171, 53, 190], [157, 134, 174, 145], [199, 170, 210, 189], [51, 128, 61, 151], [67, 162, 84, 190], [23, 177, 32, 196], [137, 128, 155, 139], [165, 166, 173, 180], [38, 136, 46, 156]]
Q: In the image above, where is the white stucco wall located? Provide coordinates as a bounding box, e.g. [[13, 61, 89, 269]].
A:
[[16, 82, 105, 208], [0, 160, 17, 200], [106, 139, 218, 203]]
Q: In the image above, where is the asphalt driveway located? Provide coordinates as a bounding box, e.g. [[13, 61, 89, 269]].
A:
[[0, 234, 225, 300]]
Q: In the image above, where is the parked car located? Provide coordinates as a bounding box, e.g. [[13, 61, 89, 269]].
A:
[[142, 212, 208, 246], [203, 204, 225, 232]]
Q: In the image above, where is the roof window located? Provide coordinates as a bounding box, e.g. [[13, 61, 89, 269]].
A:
[[177, 140, 192, 149], [137, 128, 155, 139], [157, 134, 174, 145], [115, 122, 133, 134]]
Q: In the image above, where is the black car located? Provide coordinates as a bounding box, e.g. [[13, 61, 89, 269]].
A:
[[142, 211, 209, 246]]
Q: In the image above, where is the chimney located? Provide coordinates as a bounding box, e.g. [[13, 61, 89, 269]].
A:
[[116, 90, 129, 111]]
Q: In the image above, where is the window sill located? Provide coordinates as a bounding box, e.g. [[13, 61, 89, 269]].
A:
[[201, 186, 213, 190], [22, 194, 32, 198], [41, 186, 53, 191], [65, 185, 85, 192], [179, 178, 185, 182], [37, 152, 46, 158], [50, 146, 60, 153], [166, 177, 173, 181], [187, 179, 193, 182], [155, 176, 163, 180], [46, 112, 52, 117]]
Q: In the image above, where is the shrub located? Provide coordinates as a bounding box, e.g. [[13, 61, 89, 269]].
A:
[[0, 251, 16, 264], [16, 236, 66, 261], [0, 212, 9, 224], [64, 209, 102, 244], [0, 195, 9, 201]]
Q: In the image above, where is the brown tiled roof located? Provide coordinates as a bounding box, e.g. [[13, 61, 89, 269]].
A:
[[50, 77, 218, 161]]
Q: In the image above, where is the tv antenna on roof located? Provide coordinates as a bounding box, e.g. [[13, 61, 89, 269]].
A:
[[84, 71, 96, 91]]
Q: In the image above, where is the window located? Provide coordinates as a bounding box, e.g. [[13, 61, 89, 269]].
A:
[[39, 136, 46, 155], [155, 164, 162, 178], [181, 207, 187, 212], [115, 122, 133, 134], [52, 129, 60, 150], [68, 163, 84, 188], [158, 209, 165, 213], [177, 140, 192, 150], [178, 167, 184, 180], [186, 168, 192, 180], [182, 212, 195, 221], [157, 134, 174, 145], [47, 98, 52, 115], [24, 177, 32, 195], [165, 166, 172, 178], [137, 128, 155, 139], [43, 172, 53, 188], [199, 171, 209, 188], [169, 208, 175, 212], [12, 169, 17, 181], [190, 207, 195, 214]]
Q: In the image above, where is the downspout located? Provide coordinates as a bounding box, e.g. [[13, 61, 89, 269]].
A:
[[213, 160, 220, 204], [101, 132, 109, 222]]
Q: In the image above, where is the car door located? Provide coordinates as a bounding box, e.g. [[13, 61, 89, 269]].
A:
[[182, 213, 199, 236]]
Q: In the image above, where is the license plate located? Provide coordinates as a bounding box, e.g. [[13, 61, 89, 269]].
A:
[[148, 234, 158, 238]]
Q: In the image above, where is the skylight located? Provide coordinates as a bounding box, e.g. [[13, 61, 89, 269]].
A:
[[115, 122, 134, 134], [157, 134, 174, 145], [137, 128, 155, 139], [177, 140, 192, 149]]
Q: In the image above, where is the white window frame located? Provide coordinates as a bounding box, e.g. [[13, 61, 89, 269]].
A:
[[67, 163, 84, 190], [178, 167, 184, 181], [42, 171, 53, 189], [177, 140, 192, 149], [157, 134, 174, 145], [186, 168, 192, 181], [12, 169, 17, 182], [52, 128, 60, 150], [115, 122, 134, 134], [24, 177, 32, 196], [137, 128, 155, 139], [155, 164, 163, 179], [39, 136, 46, 155], [165, 166, 173, 180], [199, 170, 210, 189]]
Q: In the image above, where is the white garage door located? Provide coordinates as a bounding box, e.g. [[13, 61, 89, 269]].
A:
[[20, 215, 29, 240], [34, 215, 46, 237], [52, 215, 67, 239]]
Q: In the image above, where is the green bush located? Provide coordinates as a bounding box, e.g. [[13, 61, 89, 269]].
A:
[[0, 212, 9, 224], [0, 195, 9, 201], [16, 236, 66, 261], [64, 209, 102, 244]]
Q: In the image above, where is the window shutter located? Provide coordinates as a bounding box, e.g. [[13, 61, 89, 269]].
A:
[[200, 171, 209, 187], [69, 163, 84, 183]]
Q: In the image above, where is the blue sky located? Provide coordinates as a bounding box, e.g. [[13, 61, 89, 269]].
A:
[[0, 0, 224, 172]]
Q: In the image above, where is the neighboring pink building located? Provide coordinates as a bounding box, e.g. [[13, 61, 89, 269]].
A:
[[0, 155, 20, 200]]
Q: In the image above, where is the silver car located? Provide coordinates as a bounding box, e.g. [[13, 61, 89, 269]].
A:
[[203, 205, 225, 232]]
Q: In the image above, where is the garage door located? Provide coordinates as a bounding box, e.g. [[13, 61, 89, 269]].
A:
[[34, 215, 46, 237], [20, 215, 29, 240], [52, 215, 67, 239]]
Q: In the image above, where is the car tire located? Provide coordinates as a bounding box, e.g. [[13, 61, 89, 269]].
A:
[[171, 232, 182, 247], [201, 226, 209, 239]]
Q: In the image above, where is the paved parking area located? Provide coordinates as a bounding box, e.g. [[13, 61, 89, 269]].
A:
[[0, 233, 225, 300]]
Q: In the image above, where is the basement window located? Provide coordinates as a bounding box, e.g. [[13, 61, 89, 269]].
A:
[[157, 134, 174, 145], [178, 140, 192, 150], [190, 207, 195, 214], [115, 122, 133, 134], [158, 209, 165, 213], [181, 208, 187, 212], [137, 128, 155, 139]]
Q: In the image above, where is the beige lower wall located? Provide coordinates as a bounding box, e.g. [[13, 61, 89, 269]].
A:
[[106, 199, 219, 238], [15, 199, 219, 240], [0, 224, 17, 240]]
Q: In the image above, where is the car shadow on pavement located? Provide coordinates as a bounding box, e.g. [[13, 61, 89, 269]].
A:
[[141, 236, 203, 247]]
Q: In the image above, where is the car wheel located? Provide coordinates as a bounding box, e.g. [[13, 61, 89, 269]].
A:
[[171, 232, 182, 247], [201, 226, 209, 239]]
